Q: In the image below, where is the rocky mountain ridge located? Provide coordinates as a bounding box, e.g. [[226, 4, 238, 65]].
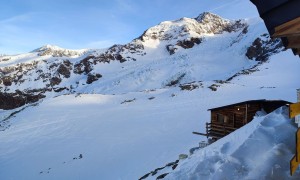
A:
[[0, 12, 284, 110], [32, 44, 88, 57]]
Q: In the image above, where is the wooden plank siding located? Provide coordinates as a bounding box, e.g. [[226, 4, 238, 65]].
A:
[[211, 103, 261, 127], [205, 100, 291, 140]]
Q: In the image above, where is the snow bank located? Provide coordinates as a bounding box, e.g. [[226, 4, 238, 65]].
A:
[[166, 106, 300, 179]]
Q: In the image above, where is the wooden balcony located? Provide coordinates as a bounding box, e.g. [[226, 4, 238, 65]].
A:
[[193, 122, 238, 140]]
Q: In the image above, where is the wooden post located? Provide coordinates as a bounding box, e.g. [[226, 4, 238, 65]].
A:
[[245, 104, 248, 124], [206, 123, 209, 138]]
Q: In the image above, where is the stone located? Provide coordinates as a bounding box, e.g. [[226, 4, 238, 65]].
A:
[[0, 92, 45, 110], [50, 77, 62, 86], [179, 154, 188, 160], [86, 73, 102, 84], [57, 64, 71, 78], [2, 76, 13, 86]]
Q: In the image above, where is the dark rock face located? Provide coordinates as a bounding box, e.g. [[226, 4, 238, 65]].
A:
[[2, 76, 13, 86], [208, 84, 220, 91], [166, 45, 177, 55], [57, 64, 71, 78], [86, 73, 102, 84], [166, 37, 202, 55], [156, 173, 169, 179], [165, 74, 186, 87], [179, 82, 202, 91], [224, 20, 246, 33], [0, 92, 45, 110], [50, 77, 62, 86], [74, 56, 94, 75], [246, 34, 284, 61], [176, 37, 202, 49], [53, 87, 69, 92], [115, 54, 126, 63]]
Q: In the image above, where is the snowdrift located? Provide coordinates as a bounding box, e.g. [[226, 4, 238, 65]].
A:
[[166, 107, 300, 179]]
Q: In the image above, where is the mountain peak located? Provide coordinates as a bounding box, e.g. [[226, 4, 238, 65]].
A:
[[138, 12, 245, 44], [195, 12, 225, 23], [31, 44, 66, 53], [31, 44, 87, 57]]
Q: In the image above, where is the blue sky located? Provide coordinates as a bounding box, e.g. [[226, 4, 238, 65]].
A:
[[0, 0, 258, 54]]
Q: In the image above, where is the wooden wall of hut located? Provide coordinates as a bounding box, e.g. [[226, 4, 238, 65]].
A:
[[211, 103, 262, 129]]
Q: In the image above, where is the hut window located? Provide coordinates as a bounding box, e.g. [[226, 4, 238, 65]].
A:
[[217, 114, 228, 124], [217, 114, 230, 124], [224, 116, 229, 124], [217, 114, 224, 123]]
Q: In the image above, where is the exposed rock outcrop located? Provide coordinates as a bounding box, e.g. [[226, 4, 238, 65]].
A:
[[176, 37, 202, 49], [50, 77, 62, 86], [0, 92, 45, 110], [86, 73, 102, 84], [246, 34, 284, 61], [57, 63, 71, 78]]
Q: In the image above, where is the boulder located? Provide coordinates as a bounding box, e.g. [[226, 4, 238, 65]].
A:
[[86, 73, 102, 84]]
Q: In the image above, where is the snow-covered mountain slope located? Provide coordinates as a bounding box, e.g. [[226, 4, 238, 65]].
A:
[[0, 9, 300, 180], [165, 106, 300, 180], [0, 50, 299, 180], [0, 13, 282, 100]]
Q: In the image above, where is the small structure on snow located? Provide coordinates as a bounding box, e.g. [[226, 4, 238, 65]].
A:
[[194, 99, 291, 140]]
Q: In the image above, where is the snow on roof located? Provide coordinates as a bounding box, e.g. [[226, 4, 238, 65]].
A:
[[208, 99, 291, 111]]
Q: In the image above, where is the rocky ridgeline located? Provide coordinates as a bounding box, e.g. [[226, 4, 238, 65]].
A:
[[32, 45, 87, 57], [140, 12, 246, 42], [138, 12, 247, 55]]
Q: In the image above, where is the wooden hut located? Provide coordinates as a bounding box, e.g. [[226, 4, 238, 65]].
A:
[[250, 0, 300, 56], [195, 99, 291, 140]]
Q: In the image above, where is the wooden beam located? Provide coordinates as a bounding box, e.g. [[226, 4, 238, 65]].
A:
[[273, 17, 300, 38], [290, 102, 300, 119], [192, 132, 207, 136]]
